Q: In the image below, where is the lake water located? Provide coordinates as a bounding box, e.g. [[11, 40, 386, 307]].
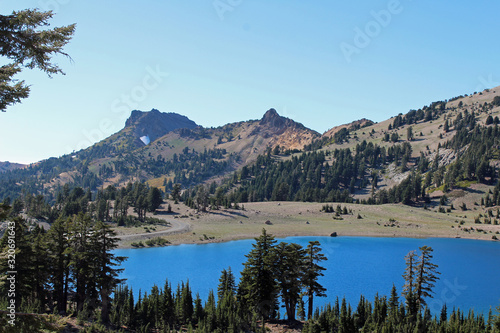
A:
[[115, 236, 500, 315]]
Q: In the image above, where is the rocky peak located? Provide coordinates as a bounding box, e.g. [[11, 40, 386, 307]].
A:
[[124, 109, 197, 145], [260, 108, 287, 128]]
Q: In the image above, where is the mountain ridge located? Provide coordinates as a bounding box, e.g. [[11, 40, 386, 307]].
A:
[[0, 161, 25, 173], [1, 85, 500, 203]]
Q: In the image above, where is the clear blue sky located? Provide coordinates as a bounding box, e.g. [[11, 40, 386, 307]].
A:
[[1, 0, 499, 164]]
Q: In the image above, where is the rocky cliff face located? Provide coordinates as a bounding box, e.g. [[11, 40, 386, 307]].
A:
[[125, 109, 197, 146]]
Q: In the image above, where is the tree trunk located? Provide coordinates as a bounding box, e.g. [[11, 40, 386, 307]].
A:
[[62, 265, 69, 314], [100, 288, 110, 324], [287, 299, 296, 321], [308, 292, 313, 320]]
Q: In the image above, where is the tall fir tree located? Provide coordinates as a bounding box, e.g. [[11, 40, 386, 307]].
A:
[[273, 242, 306, 321], [415, 246, 440, 310], [238, 228, 278, 320], [402, 250, 418, 317], [91, 221, 126, 323], [303, 241, 327, 320]]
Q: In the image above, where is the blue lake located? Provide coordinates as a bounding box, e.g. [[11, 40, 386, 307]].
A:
[[115, 236, 500, 315]]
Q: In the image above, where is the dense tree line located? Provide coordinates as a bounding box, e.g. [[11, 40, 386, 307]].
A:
[[1, 182, 164, 227], [92, 145, 237, 192], [0, 205, 125, 330], [389, 100, 448, 131], [204, 141, 412, 205], [210, 104, 500, 207], [443, 117, 498, 184], [302, 295, 500, 332]]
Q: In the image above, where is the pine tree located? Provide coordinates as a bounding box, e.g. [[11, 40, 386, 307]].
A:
[[161, 279, 175, 327], [68, 214, 95, 313], [194, 186, 209, 212], [29, 225, 50, 312], [303, 241, 327, 320], [415, 246, 440, 310], [0, 216, 36, 311], [444, 119, 450, 132], [403, 247, 440, 317], [273, 242, 306, 321], [217, 267, 236, 300], [171, 184, 182, 204], [147, 187, 163, 213], [237, 228, 278, 320], [407, 126, 414, 141], [205, 290, 217, 332], [46, 217, 71, 314], [92, 221, 126, 323], [388, 284, 399, 320], [0, 9, 75, 111], [402, 250, 418, 317]]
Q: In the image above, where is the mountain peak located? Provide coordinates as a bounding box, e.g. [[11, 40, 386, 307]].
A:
[[124, 109, 197, 146], [260, 108, 286, 127], [262, 108, 279, 118]]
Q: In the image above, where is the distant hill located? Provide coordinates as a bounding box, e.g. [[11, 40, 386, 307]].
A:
[[323, 118, 374, 138], [0, 161, 25, 173]]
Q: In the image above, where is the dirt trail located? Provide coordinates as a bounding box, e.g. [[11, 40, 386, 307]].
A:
[[117, 216, 190, 241]]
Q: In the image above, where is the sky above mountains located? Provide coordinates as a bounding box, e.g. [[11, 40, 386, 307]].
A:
[[1, 0, 500, 164]]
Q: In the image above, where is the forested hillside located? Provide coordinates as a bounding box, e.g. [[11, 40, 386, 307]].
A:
[[1, 87, 500, 211], [185, 87, 500, 208]]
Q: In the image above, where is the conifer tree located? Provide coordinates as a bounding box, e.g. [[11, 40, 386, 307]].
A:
[[273, 242, 306, 321], [303, 241, 327, 320], [46, 217, 71, 314], [403, 246, 440, 316], [171, 184, 182, 204], [161, 279, 175, 327], [388, 284, 400, 321], [0, 9, 75, 111], [415, 246, 440, 310], [0, 216, 37, 310], [238, 228, 278, 320], [402, 250, 418, 317], [68, 214, 95, 313], [147, 187, 163, 212], [217, 267, 236, 300], [92, 221, 126, 323]]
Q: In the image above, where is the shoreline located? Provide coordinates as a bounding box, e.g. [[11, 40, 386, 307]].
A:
[[114, 201, 500, 249], [115, 230, 497, 249]]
